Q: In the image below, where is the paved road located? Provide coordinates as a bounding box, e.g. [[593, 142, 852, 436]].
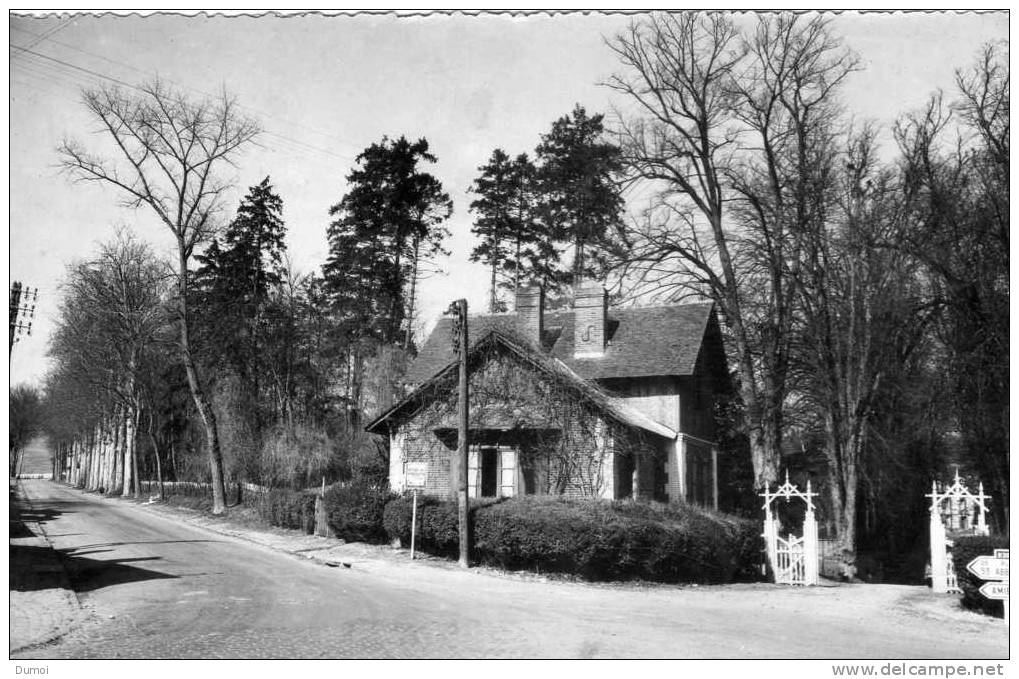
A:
[[15, 436, 53, 476], [12, 481, 1009, 659]]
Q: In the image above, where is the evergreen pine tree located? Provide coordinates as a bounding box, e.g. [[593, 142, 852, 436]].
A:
[[193, 176, 287, 378], [535, 105, 624, 286], [323, 136, 452, 346]]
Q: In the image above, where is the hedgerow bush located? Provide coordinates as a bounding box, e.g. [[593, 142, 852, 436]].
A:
[[249, 489, 318, 534], [951, 534, 1009, 618], [383, 494, 761, 583], [383, 494, 502, 557], [324, 484, 394, 544], [162, 493, 213, 512]]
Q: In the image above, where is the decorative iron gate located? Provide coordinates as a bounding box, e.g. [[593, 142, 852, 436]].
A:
[[761, 472, 819, 586], [927, 470, 989, 594]]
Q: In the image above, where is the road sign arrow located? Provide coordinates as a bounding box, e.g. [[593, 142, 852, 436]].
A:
[[979, 582, 1009, 600], [967, 556, 1009, 581]]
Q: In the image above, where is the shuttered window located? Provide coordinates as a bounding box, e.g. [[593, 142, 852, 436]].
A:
[[468, 449, 479, 499], [500, 449, 517, 497]]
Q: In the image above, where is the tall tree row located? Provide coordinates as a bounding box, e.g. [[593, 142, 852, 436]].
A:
[[893, 42, 1009, 527], [60, 82, 259, 514], [45, 232, 171, 496], [607, 13, 1008, 566]]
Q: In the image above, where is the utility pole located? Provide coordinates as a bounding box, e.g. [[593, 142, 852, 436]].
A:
[[9, 281, 22, 355], [448, 298, 470, 568], [9, 281, 37, 359]]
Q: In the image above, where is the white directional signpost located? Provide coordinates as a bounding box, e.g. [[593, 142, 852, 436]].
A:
[[979, 582, 1009, 598], [967, 549, 1009, 623], [405, 462, 428, 560]]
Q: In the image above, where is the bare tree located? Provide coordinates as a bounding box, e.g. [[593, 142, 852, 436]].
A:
[[60, 81, 259, 513], [894, 44, 1009, 528], [85, 232, 170, 498], [794, 129, 934, 572], [606, 13, 858, 489], [47, 231, 170, 497]]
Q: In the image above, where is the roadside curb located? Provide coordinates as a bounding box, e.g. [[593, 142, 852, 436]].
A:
[[57, 484, 545, 589], [58, 484, 403, 574], [9, 482, 84, 654]]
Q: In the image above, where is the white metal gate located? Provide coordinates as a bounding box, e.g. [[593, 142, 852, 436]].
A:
[[927, 470, 989, 594], [761, 472, 819, 586], [775, 534, 806, 585]]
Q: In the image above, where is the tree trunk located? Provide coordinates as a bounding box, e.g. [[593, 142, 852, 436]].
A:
[[104, 415, 115, 493], [130, 400, 141, 498], [740, 377, 780, 491], [90, 428, 99, 490], [148, 409, 163, 500], [513, 236, 522, 299], [83, 432, 92, 488], [121, 404, 133, 498], [405, 237, 420, 348], [170, 439, 178, 483], [834, 463, 858, 580], [490, 258, 498, 314], [95, 421, 104, 492], [177, 243, 228, 514], [88, 427, 96, 489]]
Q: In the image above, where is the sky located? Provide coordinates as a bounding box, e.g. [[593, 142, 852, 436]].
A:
[[8, 10, 1009, 388]]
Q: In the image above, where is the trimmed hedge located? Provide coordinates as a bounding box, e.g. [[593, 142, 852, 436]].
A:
[[323, 484, 395, 544], [383, 494, 761, 584], [249, 489, 318, 534], [951, 534, 1009, 618], [383, 495, 501, 558]]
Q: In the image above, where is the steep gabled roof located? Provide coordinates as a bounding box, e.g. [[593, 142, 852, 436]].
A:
[[365, 329, 677, 440], [405, 302, 715, 385]]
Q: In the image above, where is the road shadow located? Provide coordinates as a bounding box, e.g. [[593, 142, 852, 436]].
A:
[[10, 544, 180, 593], [10, 491, 70, 527], [58, 552, 180, 593], [10, 488, 183, 595]]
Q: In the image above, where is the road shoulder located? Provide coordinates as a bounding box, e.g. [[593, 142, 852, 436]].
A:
[[9, 482, 84, 653]]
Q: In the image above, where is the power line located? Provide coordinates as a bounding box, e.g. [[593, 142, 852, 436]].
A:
[[18, 18, 73, 52], [10, 26, 359, 162], [10, 46, 352, 167], [11, 43, 142, 91]]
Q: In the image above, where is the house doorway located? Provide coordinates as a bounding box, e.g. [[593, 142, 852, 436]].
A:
[[480, 447, 499, 497]]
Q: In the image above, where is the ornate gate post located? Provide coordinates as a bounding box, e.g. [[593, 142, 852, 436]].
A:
[[803, 479, 819, 586], [929, 485, 949, 593], [927, 472, 989, 595], [763, 501, 779, 578]]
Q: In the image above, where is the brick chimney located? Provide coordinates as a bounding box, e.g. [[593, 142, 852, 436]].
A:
[[574, 283, 607, 358], [515, 285, 544, 345]]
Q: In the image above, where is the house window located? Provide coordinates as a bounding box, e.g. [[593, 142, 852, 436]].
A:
[[469, 446, 518, 498]]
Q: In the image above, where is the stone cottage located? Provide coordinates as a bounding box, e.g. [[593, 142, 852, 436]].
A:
[[365, 283, 729, 508]]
